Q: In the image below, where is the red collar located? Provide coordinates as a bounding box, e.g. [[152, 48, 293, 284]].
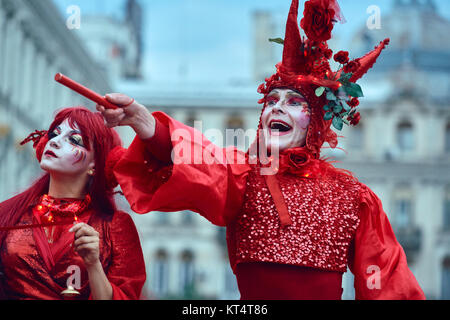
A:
[[33, 194, 91, 223]]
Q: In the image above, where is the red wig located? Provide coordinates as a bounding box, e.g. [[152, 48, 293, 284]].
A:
[[0, 107, 122, 248]]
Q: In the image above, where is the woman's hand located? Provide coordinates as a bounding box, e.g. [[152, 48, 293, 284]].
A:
[[69, 223, 114, 300], [70, 223, 101, 269], [96, 93, 156, 140]]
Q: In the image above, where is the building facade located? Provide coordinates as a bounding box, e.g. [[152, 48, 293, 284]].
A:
[[73, 0, 143, 83], [336, 0, 450, 299]]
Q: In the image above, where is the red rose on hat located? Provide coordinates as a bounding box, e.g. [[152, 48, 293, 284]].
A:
[[348, 98, 360, 108], [343, 60, 361, 73], [350, 112, 361, 126], [300, 1, 335, 42], [334, 51, 349, 64]]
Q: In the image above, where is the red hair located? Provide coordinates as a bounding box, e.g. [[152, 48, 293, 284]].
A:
[[0, 107, 122, 248]]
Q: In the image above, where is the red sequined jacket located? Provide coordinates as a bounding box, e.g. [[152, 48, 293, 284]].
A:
[[0, 197, 146, 300], [113, 112, 425, 300]]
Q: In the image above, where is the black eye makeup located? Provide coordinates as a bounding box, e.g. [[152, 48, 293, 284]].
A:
[[47, 126, 85, 148], [48, 127, 61, 139], [69, 134, 85, 147]]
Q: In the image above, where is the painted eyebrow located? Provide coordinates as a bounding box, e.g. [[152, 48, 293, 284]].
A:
[[54, 126, 82, 136], [286, 92, 306, 99]]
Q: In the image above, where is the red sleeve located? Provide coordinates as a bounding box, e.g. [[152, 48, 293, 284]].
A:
[[113, 111, 251, 227], [142, 116, 172, 164], [106, 211, 146, 300], [348, 185, 426, 300]]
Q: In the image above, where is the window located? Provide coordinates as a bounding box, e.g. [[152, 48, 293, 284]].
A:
[[445, 122, 450, 153], [154, 250, 169, 297], [225, 113, 246, 149], [393, 186, 414, 229], [394, 199, 412, 228], [444, 187, 450, 231], [442, 257, 450, 299], [181, 210, 195, 225], [179, 251, 194, 295], [185, 113, 198, 128], [156, 212, 170, 225], [397, 121, 414, 151], [226, 114, 244, 131]]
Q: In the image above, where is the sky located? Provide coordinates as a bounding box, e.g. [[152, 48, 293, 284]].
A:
[[53, 0, 450, 85]]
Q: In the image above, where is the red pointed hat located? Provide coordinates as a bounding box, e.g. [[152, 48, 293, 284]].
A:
[[257, 0, 390, 158]]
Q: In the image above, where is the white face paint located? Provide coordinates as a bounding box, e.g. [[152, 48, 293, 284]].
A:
[[261, 88, 311, 152], [40, 119, 95, 176]]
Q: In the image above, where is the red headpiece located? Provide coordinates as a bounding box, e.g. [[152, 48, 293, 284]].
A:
[[258, 0, 390, 158]]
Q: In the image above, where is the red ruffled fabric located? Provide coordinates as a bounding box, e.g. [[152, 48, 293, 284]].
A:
[[349, 185, 425, 300], [114, 111, 251, 227]]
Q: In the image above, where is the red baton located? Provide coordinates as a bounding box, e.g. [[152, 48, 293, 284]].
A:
[[55, 73, 118, 110]]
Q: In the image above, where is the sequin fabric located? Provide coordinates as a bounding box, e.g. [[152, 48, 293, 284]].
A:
[[0, 208, 146, 300], [233, 165, 361, 273]]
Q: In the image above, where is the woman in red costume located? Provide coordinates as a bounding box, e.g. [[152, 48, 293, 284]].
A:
[[0, 107, 146, 300], [98, 0, 425, 300]]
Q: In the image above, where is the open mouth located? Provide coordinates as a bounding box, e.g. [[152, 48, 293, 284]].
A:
[[269, 120, 293, 136], [44, 150, 58, 158]]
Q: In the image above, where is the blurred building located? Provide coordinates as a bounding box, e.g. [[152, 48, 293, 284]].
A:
[[73, 0, 144, 83], [0, 0, 110, 202]]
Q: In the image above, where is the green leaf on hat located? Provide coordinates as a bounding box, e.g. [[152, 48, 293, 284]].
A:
[[339, 72, 353, 83], [269, 38, 284, 45], [326, 91, 337, 101], [344, 82, 364, 98], [323, 105, 331, 111], [324, 112, 333, 121], [332, 116, 344, 131], [315, 86, 326, 97], [333, 104, 343, 113], [343, 102, 351, 112]]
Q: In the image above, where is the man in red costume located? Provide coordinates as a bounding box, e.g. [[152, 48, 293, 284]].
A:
[[98, 0, 425, 300]]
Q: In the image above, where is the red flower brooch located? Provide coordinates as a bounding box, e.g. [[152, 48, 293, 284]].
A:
[[278, 148, 311, 176]]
